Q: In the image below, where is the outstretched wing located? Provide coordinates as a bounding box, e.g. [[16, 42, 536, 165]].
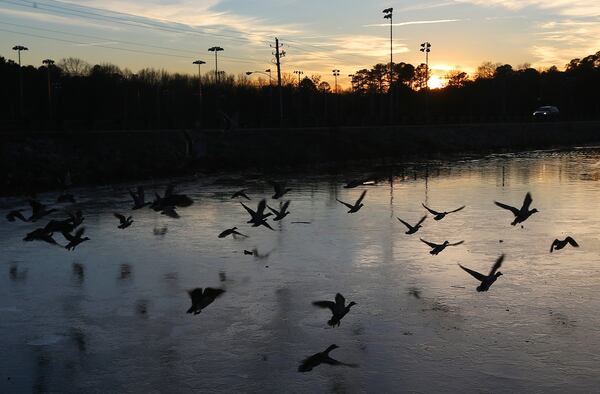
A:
[[420, 238, 439, 248], [448, 205, 466, 214], [355, 190, 367, 205], [522, 192, 533, 211], [449, 240, 465, 246], [494, 201, 520, 216], [489, 254, 505, 276], [396, 217, 412, 229], [422, 203, 440, 216], [312, 301, 335, 312], [113, 213, 126, 223], [565, 236, 579, 247], [336, 199, 354, 210], [458, 264, 486, 282]]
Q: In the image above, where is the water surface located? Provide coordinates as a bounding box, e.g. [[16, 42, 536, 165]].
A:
[[2, 148, 600, 393]]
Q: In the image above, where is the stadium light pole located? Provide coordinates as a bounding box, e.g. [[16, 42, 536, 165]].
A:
[[12, 45, 28, 117], [208, 46, 224, 83]]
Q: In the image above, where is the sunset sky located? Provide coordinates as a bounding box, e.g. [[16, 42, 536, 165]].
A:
[[1, 0, 599, 87]]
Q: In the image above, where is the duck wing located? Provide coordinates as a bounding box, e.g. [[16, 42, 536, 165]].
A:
[[422, 204, 440, 216], [355, 190, 367, 205], [448, 205, 466, 214], [494, 201, 520, 216], [565, 236, 579, 247], [488, 254, 505, 276], [522, 192, 533, 211], [458, 264, 486, 282], [420, 238, 439, 248], [312, 301, 336, 312], [336, 199, 354, 210], [396, 217, 413, 230]]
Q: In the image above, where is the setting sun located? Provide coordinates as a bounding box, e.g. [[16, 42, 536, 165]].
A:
[[428, 75, 444, 89]]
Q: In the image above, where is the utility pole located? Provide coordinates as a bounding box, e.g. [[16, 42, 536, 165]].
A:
[[420, 42, 431, 89], [271, 38, 285, 125], [12, 45, 28, 118], [383, 8, 393, 124], [42, 59, 54, 117], [208, 46, 224, 83], [332, 69, 340, 93], [193, 59, 206, 128], [293, 70, 304, 86]]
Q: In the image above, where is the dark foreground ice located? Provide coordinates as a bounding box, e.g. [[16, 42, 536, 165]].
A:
[[2, 148, 600, 393]]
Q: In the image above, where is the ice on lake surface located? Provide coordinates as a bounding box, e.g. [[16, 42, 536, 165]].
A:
[[2, 148, 600, 393]]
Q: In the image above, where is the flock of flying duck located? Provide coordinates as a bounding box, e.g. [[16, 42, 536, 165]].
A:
[[5, 179, 580, 372]]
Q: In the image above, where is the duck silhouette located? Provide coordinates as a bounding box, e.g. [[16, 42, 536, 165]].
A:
[[312, 293, 356, 327], [269, 181, 291, 199], [28, 200, 57, 222], [494, 192, 539, 226], [6, 210, 28, 222], [298, 344, 357, 372], [458, 254, 505, 292], [267, 201, 291, 221], [420, 238, 464, 255], [397, 215, 427, 234], [218, 227, 248, 238], [337, 190, 367, 213], [114, 213, 133, 229], [129, 186, 151, 210], [186, 288, 226, 315], [64, 228, 90, 251], [422, 203, 465, 221], [550, 236, 579, 253], [231, 189, 251, 200]]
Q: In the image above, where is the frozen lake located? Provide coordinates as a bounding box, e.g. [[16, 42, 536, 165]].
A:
[[2, 148, 600, 393]]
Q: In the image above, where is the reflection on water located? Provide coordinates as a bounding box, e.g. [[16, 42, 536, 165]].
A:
[[2, 148, 600, 392]]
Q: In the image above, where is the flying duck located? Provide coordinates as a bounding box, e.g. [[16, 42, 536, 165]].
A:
[[550, 236, 579, 253], [397, 215, 427, 234], [186, 288, 226, 315], [337, 190, 367, 213], [114, 213, 133, 229], [312, 293, 356, 327], [420, 238, 464, 255], [298, 344, 357, 372], [458, 254, 505, 292], [422, 203, 465, 221], [269, 181, 291, 199], [494, 192, 539, 226]]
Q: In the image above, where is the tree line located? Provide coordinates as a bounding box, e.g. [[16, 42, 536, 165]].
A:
[[1, 51, 599, 131]]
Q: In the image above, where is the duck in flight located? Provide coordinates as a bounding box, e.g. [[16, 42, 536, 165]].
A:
[[420, 238, 464, 255], [458, 254, 505, 292], [422, 203, 465, 221], [397, 215, 427, 234], [269, 181, 291, 199], [550, 236, 579, 253], [6, 210, 28, 222], [231, 189, 251, 200], [267, 201, 291, 221], [241, 200, 274, 230], [64, 228, 90, 251], [114, 213, 133, 229], [298, 344, 357, 372], [312, 293, 356, 327], [494, 192, 539, 226], [337, 190, 367, 213], [129, 186, 151, 210], [186, 287, 226, 315], [218, 227, 248, 239]]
